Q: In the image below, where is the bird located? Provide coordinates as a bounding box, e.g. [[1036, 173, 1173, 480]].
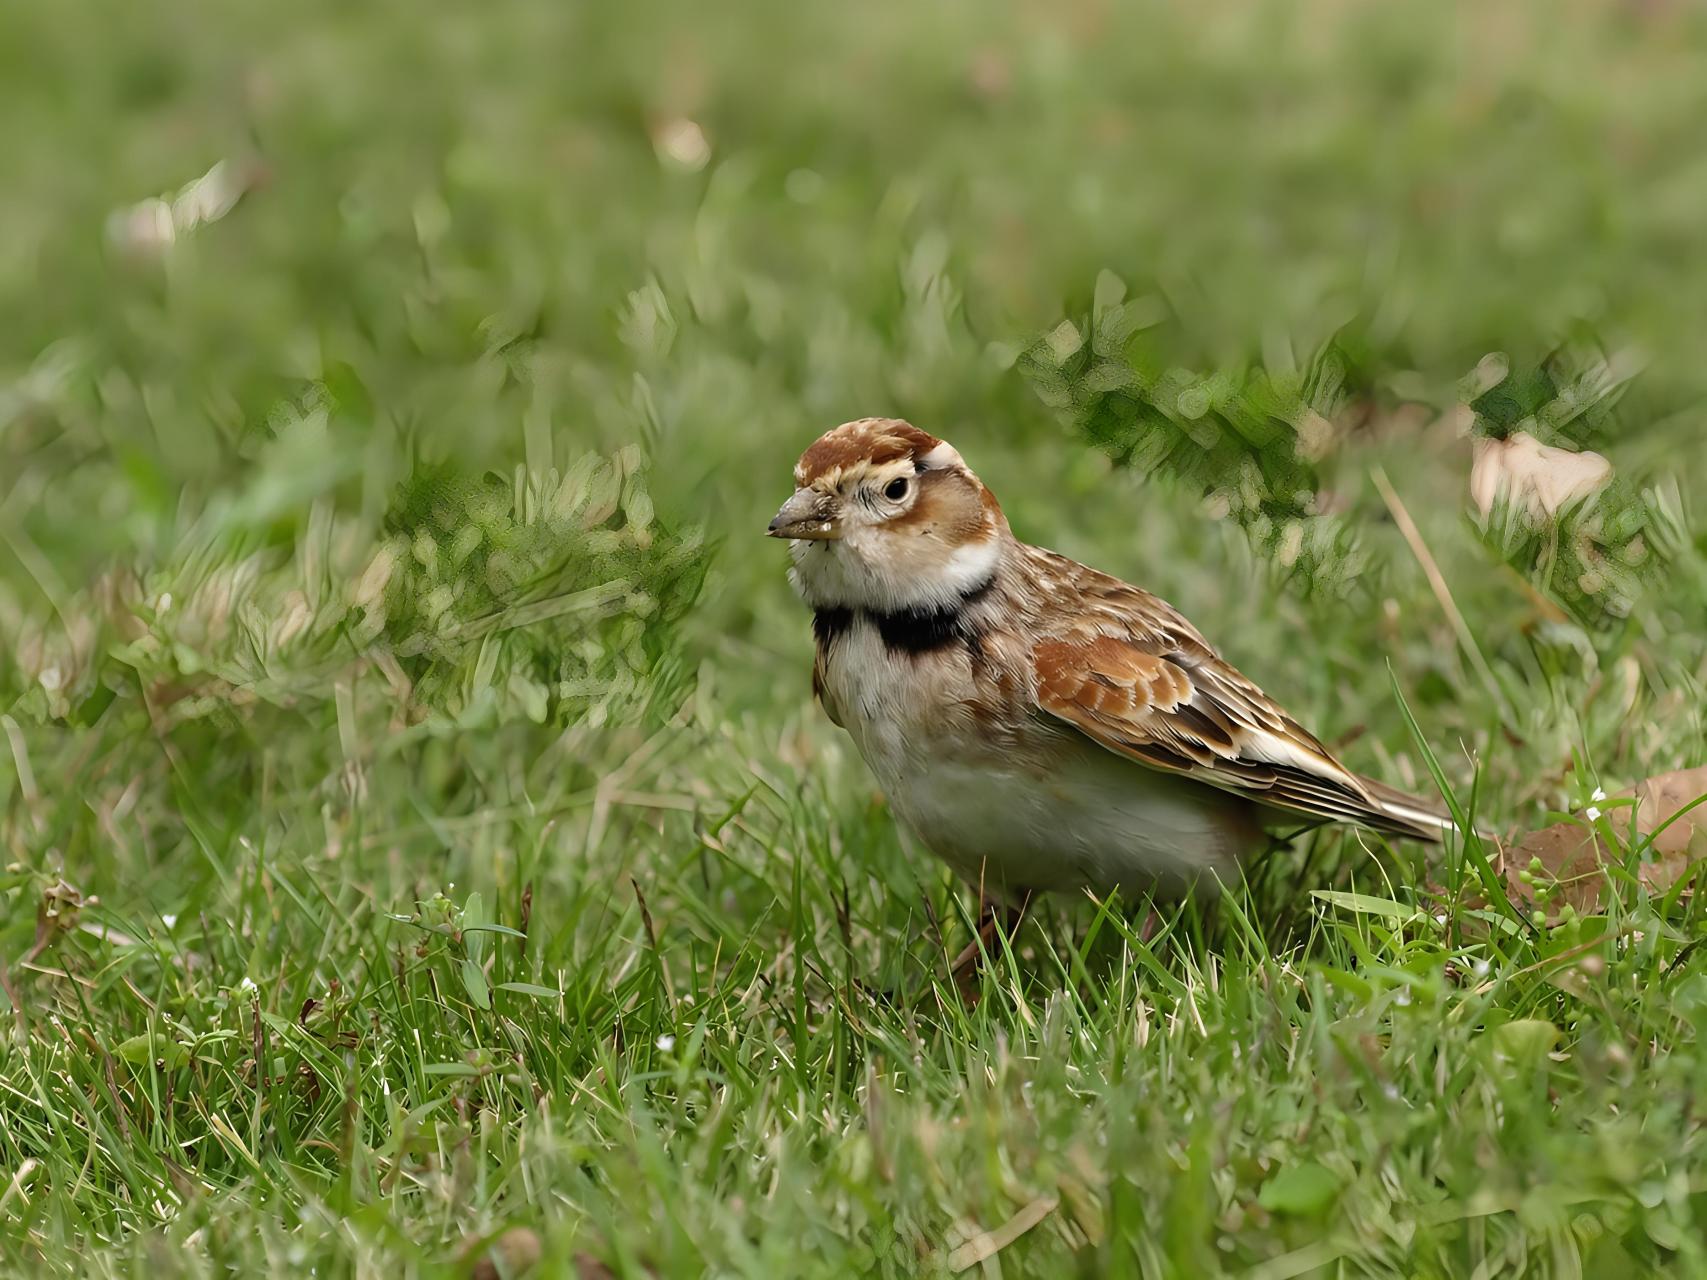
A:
[[768, 417, 1455, 982]]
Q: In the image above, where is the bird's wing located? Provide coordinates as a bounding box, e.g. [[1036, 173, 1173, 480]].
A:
[[1029, 591, 1444, 839]]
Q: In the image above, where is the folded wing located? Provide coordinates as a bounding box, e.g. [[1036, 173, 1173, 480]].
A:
[[1032, 630, 1447, 841]]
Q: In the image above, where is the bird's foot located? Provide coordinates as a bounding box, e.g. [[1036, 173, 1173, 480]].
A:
[[949, 892, 1030, 1004]]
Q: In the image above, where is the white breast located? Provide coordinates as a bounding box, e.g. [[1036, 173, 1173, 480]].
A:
[[818, 619, 1261, 901]]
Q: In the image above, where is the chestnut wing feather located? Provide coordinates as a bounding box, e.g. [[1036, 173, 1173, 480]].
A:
[[1032, 631, 1425, 834]]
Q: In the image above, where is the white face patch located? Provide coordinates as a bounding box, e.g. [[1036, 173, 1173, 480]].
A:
[[916, 441, 966, 472], [789, 527, 1001, 613], [932, 535, 1000, 598]]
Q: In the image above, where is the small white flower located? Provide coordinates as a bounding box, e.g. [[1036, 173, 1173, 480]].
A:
[[156, 592, 173, 612], [1586, 806, 1602, 822], [1433, 913, 1446, 926], [655, 1033, 675, 1052], [239, 976, 257, 993], [1473, 959, 1491, 978], [160, 914, 177, 929], [1591, 786, 1607, 803]]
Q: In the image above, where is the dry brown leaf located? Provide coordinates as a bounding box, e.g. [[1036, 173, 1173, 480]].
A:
[[25, 879, 93, 965], [1632, 766, 1707, 856], [1505, 765, 1707, 914]]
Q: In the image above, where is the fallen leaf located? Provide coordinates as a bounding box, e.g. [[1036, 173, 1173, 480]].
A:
[[1469, 431, 1612, 520], [1505, 765, 1707, 914], [1632, 766, 1707, 857], [105, 158, 265, 258]]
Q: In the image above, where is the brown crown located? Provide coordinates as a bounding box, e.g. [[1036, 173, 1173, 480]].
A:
[[794, 418, 942, 486]]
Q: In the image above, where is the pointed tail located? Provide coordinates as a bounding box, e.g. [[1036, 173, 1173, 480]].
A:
[[1355, 776, 1469, 843]]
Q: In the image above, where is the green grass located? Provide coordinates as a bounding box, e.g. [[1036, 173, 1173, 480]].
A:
[[5, 0, 1707, 1274]]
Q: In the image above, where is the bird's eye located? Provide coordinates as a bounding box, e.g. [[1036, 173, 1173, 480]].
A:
[[884, 476, 909, 501]]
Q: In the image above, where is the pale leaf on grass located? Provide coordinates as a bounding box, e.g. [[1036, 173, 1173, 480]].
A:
[[1469, 431, 1612, 520]]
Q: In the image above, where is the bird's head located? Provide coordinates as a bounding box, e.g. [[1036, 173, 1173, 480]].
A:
[[770, 418, 1007, 612]]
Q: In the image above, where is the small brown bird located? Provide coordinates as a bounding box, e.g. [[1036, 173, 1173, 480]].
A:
[[769, 418, 1451, 972]]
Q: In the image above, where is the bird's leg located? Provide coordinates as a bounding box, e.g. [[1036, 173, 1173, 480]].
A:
[[949, 891, 1030, 1000]]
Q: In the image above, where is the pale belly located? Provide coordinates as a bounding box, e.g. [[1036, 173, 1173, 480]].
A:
[[884, 738, 1260, 900], [822, 626, 1263, 900]]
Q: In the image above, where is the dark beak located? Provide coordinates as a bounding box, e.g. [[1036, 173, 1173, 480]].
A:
[[767, 488, 841, 540]]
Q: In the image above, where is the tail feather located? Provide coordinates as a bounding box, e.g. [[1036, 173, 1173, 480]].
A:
[[1356, 775, 1461, 843]]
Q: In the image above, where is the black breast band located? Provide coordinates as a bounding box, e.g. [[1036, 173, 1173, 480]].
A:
[[812, 576, 994, 656]]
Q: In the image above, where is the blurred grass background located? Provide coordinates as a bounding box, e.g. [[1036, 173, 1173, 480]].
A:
[[4, 1, 1707, 1275]]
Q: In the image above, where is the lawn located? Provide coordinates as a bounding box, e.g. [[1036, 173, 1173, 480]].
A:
[[4, 1, 1707, 1275]]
